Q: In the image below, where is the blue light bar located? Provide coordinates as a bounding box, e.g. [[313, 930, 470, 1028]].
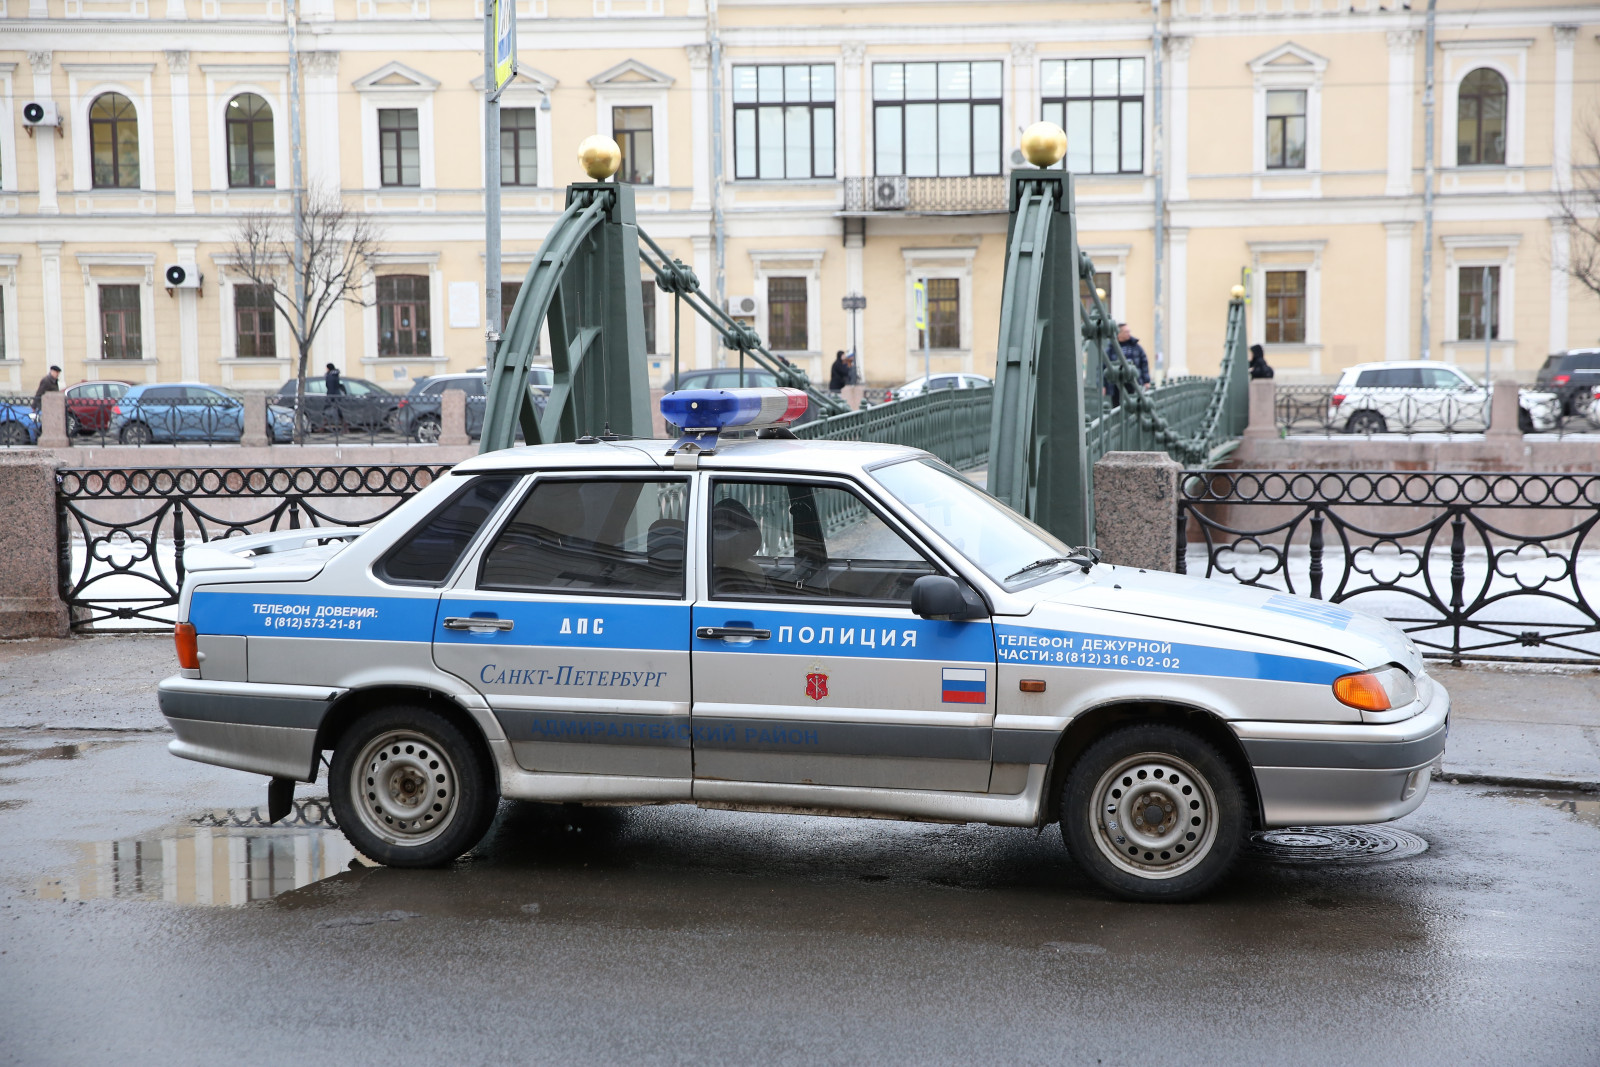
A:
[[660, 387, 808, 453]]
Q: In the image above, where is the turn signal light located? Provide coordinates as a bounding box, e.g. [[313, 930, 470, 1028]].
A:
[[1333, 672, 1390, 711], [175, 622, 199, 670], [1019, 679, 1047, 693]]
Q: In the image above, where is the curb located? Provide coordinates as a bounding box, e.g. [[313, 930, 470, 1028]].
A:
[[1435, 769, 1600, 794]]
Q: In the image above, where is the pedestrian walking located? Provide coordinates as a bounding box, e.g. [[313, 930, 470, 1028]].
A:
[[32, 365, 61, 409], [1249, 343, 1275, 379], [829, 350, 851, 391], [323, 362, 347, 431], [1104, 324, 1149, 406]]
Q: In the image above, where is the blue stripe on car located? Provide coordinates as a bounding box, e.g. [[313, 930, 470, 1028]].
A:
[[995, 625, 1348, 684]]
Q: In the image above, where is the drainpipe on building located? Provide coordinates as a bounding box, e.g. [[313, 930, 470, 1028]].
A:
[[1420, 0, 1437, 360], [1150, 0, 1165, 380], [710, 17, 727, 368]]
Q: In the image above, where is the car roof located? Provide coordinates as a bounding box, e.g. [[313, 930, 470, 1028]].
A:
[[127, 381, 225, 390], [451, 437, 931, 477], [1341, 361, 1466, 372]]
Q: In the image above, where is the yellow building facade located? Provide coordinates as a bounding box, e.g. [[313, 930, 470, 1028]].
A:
[[1, 0, 1596, 395]]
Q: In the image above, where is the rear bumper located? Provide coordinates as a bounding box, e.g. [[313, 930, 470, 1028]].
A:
[[1233, 676, 1450, 828], [159, 675, 344, 782]]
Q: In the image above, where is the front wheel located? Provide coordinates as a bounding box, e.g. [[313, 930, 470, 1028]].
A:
[[329, 705, 499, 867], [1061, 724, 1248, 902]]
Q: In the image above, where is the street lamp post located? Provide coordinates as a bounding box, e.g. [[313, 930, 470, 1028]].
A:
[[841, 293, 866, 370]]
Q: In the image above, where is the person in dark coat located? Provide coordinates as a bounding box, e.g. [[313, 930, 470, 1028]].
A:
[[1249, 343, 1275, 379], [33, 366, 61, 409], [323, 363, 347, 430], [1104, 325, 1150, 406], [828, 350, 851, 391]]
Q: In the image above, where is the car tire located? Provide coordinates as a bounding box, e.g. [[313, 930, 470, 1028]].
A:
[[412, 415, 441, 444], [119, 422, 153, 445], [0, 420, 29, 446], [1517, 408, 1534, 434], [329, 704, 499, 868], [1060, 723, 1248, 902], [66, 412, 82, 437], [1344, 410, 1386, 435]]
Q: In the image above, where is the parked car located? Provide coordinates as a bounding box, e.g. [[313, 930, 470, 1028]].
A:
[[63, 380, 132, 436], [891, 373, 993, 401], [1534, 349, 1600, 417], [471, 364, 554, 396], [268, 377, 400, 441], [664, 367, 778, 391], [0, 398, 40, 446], [108, 383, 245, 444], [1327, 361, 1558, 434], [395, 373, 489, 443]]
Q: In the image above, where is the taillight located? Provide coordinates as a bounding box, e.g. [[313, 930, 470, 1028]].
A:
[[175, 622, 199, 669], [111, 404, 122, 416], [397, 398, 408, 409], [1330, 394, 1345, 408], [1553, 374, 1570, 385]]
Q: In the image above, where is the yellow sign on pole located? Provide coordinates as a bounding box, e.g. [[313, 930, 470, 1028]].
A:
[[913, 280, 927, 331], [492, 0, 517, 92]]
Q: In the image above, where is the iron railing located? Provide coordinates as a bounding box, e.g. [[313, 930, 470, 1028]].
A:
[[67, 397, 246, 446], [1272, 383, 1593, 437], [842, 175, 1009, 214], [795, 386, 991, 471], [1, 396, 39, 446], [57, 464, 447, 631], [1178, 469, 1600, 663]]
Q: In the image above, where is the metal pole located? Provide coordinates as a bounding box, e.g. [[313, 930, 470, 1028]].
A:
[[1483, 268, 1492, 387], [922, 277, 930, 387], [287, 0, 306, 388], [1420, 0, 1437, 360], [1150, 0, 1165, 378], [710, 23, 727, 368], [484, 2, 501, 379]]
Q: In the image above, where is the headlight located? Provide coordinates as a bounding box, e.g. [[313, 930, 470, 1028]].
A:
[[1332, 665, 1417, 712]]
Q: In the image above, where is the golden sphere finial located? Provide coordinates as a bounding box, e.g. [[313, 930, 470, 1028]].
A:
[[1230, 284, 1246, 299], [1020, 121, 1067, 168], [1094, 287, 1107, 301], [577, 135, 622, 181]]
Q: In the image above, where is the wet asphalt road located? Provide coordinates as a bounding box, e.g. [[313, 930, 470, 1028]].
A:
[[1, 732, 1598, 1066]]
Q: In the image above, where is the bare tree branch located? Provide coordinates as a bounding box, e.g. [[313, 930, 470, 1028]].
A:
[[227, 187, 384, 440], [1554, 121, 1600, 315]]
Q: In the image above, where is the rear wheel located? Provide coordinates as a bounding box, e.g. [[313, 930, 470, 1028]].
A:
[[412, 415, 441, 443], [1344, 410, 1386, 435], [66, 411, 83, 437], [118, 422, 153, 445], [1061, 723, 1247, 902], [329, 705, 499, 867], [0, 420, 28, 446]]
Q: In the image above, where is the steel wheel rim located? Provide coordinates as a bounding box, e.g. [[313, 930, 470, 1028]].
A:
[[1088, 751, 1218, 880], [350, 730, 459, 846]]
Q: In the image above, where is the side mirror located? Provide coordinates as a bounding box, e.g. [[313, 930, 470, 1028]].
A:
[[910, 574, 988, 621]]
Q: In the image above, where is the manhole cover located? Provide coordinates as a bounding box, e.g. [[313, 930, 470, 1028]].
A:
[[1246, 826, 1428, 863]]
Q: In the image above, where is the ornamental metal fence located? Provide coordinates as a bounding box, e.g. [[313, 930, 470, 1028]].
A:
[[1178, 469, 1600, 664], [795, 386, 991, 471], [56, 464, 447, 631], [1274, 383, 1600, 437]]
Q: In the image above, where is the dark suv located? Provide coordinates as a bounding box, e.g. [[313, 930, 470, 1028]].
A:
[[396, 374, 487, 442], [1534, 350, 1600, 415]]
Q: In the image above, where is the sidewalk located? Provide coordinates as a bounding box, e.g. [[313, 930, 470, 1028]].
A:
[[2, 636, 1597, 791]]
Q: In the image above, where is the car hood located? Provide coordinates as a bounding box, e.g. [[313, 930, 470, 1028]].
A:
[[1028, 565, 1423, 675]]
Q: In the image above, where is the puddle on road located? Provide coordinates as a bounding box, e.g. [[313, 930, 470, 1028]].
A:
[[36, 797, 370, 907], [1499, 789, 1600, 830], [0, 738, 126, 768]]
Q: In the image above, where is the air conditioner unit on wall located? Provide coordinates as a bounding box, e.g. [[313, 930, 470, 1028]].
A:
[[22, 101, 61, 133], [725, 294, 758, 316], [873, 175, 909, 211], [163, 264, 203, 292]]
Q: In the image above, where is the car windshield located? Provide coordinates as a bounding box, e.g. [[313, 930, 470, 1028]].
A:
[[871, 458, 1078, 590]]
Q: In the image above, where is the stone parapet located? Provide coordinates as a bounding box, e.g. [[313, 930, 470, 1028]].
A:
[[1093, 450, 1181, 572], [0, 454, 68, 639]]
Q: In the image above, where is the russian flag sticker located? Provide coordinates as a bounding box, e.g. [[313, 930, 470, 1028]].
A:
[[941, 668, 987, 705]]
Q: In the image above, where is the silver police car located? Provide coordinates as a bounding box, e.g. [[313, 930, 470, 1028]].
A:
[[159, 393, 1447, 901]]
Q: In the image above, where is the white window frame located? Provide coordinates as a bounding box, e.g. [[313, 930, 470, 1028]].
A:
[[201, 65, 289, 194], [726, 60, 842, 184], [0, 63, 18, 200], [1037, 52, 1150, 178], [593, 0, 662, 15], [590, 59, 674, 188], [1248, 240, 1324, 363], [212, 256, 293, 367], [1079, 244, 1130, 325], [901, 246, 977, 374], [1443, 235, 1518, 367], [0, 254, 20, 380], [63, 63, 157, 195], [1247, 43, 1326, 197], [472, 0, 545, 16], [356, 0, 428, 18], [749, 249, 823, 361], [1439, 40, 1529, 174], [868, 56, 1012, 180], [75, 252, 157, 371], [353, 61, 439, 191], [362, 252, 445, 372], [473, 68, 556, 191]]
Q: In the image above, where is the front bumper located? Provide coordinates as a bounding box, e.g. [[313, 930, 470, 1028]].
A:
[[159, 675, 344, 782], [1232, 675, 1450, 828]]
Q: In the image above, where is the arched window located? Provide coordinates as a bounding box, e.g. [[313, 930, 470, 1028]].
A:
[[226, 93, 275, 188], [1457, 68, 1506, 166], [89, 93, 139, 189]]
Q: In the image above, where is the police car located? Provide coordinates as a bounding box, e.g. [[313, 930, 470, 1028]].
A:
[[158, 388, 1448, 901]]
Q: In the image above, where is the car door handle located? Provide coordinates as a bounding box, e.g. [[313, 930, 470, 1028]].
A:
[[443, 616, 514, 632], [696, 626, 771, 641]]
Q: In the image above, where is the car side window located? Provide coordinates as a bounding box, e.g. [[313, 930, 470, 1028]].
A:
[[709, 480, 936, 604], [377, 476, 518, 586], [142, 387, 184, 402], [1422, 367, 1467, 390], [478, 479, 689, 598]]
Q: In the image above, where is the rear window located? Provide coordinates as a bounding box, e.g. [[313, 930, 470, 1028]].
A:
[[1354, 368, 1421, 388], [377, 476, 517, 586]]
